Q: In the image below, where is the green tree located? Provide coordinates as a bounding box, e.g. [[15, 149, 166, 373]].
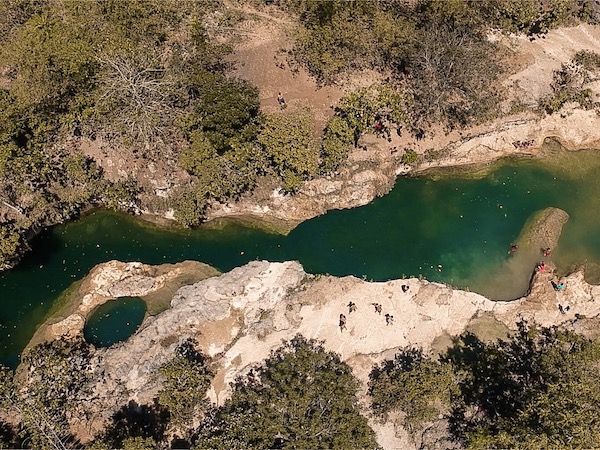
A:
[[482, 0, 574, 35], [0, 365, 21, 448], [369, 348, 458, 429], [158, 339, 213, 437], [0, 339, 93, 450], [257, 110, 319, 192], [102, 179, 140, 212], [0, 224, 22, 269], [181, 71, 260, 153], [0, 8, 97, 118], [194, 335, 379, 449], [446, 321, 600, 449], [290, 0, 416, 84], [320, 116, 354, 173], [171, 186, 208, 228]]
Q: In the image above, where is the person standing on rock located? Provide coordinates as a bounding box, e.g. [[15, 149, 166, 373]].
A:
[[347, 301, 357, 313], [372, 303, 382, 314], [385, 313, 394, 326], [339, 313, 347, 331]]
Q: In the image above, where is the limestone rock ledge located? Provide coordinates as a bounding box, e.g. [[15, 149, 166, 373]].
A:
[[44, 260, 219, 342], [75, 260, 600, 444]]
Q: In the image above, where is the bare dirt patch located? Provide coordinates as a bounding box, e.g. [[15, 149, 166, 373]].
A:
[[225, 3, 379, 134]]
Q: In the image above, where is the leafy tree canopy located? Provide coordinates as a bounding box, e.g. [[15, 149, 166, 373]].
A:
[[369, 348, 459, 429], [257, 109, 319, 192], [446, 321, 600, 449], [194, 335, 379, 449], [157, 339, 213, 436]]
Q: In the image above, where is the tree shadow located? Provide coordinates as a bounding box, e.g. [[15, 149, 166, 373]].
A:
[[0, 419, 21, 448], [103, 399, 168, 448]]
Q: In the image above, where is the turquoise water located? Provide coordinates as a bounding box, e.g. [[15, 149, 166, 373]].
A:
[[2, 147, 600, 366], [83, 297, 146, 347]]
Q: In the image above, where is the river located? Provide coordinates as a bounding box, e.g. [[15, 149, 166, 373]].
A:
[[2, 144, 600, 366]]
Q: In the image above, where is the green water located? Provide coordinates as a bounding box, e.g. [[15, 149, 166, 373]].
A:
[[2, 146, 600, 366], [83, 297, 146, 347]]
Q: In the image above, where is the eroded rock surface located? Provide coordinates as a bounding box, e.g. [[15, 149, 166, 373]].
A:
[[71, 259, 600, 447], [41, 260, 219, 343]]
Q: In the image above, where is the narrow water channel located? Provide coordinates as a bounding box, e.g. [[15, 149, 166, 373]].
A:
[[2, 143, 600, 367]]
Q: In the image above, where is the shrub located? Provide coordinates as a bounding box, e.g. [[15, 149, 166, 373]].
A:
[[158, 339, 213, 436], [482, 0, 575, 35], [258, 109, 319, 193], [401, 149, 418, 165], [171, 187, 208, 227], [320, 116, 354, 173], [0, 223, 22, 269]]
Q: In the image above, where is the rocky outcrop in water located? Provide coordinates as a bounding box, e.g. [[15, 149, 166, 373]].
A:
[[516, 207, 569, 251], [66, 259, 600, 447], [34, 260, 219, 344]]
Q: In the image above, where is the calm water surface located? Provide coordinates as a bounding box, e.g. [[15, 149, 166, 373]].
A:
[[2, 146, 600, 366], [83, 297, 146, 347]]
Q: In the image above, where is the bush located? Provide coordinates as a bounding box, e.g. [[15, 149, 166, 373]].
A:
[[258, 109, 319, 193], [158, 339, 213, 436], [401, 149, 418, 165], [320, 116, 354, 173], [0, 223, 23, 269], [181, 71, 260, 153], [171, 187, 208, 227], [180, 131, 269, 201], [539, 59, 598, 114], [573, 49, 600, 70], [482, 0, 575, 35]]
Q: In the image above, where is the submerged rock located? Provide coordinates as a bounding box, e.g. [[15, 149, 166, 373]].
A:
[[515, 206, 569, 251]]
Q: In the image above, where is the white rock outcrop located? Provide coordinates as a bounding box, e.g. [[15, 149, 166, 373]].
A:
[[77, 259, 600, 446]]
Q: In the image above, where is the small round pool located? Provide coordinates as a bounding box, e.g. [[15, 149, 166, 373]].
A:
[[83, 297, 146, 347]]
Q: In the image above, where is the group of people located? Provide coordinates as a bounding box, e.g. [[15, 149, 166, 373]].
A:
[[338, 300, 396, 332], [510, 244, 568, 293], [511, 139, 535, 149], [338, 301, 357, 331]]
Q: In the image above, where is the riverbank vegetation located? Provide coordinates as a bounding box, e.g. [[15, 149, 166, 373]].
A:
[[1, 0, 599, 267], [3, 324, 600, 448]]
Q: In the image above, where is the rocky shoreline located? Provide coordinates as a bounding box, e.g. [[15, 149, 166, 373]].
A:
[[49, 258, 600, 447], [205, 107, 600, 231]]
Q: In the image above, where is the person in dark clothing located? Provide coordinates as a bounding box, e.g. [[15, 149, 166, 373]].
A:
[[277, 92, 286, 109], [339, 313, 347, 331]]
